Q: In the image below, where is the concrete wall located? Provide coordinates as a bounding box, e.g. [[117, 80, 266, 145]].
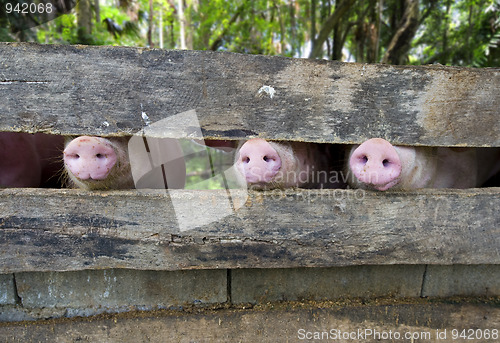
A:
[[1, 265, 500, 321]]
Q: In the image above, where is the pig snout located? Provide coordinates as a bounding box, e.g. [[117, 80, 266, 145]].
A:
[[236, 138, 282, 184], [349, 138, 402, 191], [63, 136, 117, 181]]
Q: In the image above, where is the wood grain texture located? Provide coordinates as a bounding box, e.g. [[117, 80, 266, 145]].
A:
[[1, 302, 499, 342], [0, 188, 498, 273], [1, 43, 499, 146]]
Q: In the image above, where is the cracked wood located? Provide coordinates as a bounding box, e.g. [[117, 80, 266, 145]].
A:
[[0, 188, 498, 272], [0, 42, 499, 146]]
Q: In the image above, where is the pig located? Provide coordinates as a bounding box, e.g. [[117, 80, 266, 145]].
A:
[[232, 138, 342, 190], [0, 132, 64, 188], [63, 135, 186, 190], [346, 138, 500, 190], [63, 136, 134, 190]]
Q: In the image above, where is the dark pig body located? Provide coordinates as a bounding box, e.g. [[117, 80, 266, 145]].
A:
[[0, 132, 63, 188]]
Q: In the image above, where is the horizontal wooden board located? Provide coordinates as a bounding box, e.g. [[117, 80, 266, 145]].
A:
[[1, 43, 499, 146], [0, 188, 498, 273], [1, 301, 499, 342]]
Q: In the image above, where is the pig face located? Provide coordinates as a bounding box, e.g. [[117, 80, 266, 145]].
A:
[[233, 138, 340, 190], [234, 138, 284, 189], [347, 138, 438, 191], [63, 136, 134, 190], [346, 138, 491, 190]]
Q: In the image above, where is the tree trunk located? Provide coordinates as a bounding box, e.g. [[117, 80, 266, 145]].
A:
[[159, 7, 164, 49], [289, 0, 298, 56], [311, 0, 317, 46], [185, 0, 194, 50], [77, 0, 93, 44], [332, 17, 342, 59], [365, 0, 379, 63], [381, 0, 420, 65], [467, 4, 473, 65], [309, 0, 356, 59], [94, 0, 101, 24], [178, 0, 187, 49], [374, 0, 382, 62], [277, 1, 286, 55], [148, 0, 154, 47], [442, 0, 451, 64]]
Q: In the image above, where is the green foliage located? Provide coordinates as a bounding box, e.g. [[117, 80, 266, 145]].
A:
[[180, 140, 236, 190], [412, 0, 500, 67], [36, 13, 76, 44], [2, 0, 499, 65]]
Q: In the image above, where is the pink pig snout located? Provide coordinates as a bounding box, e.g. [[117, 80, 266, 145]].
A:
[[349, 138, 402, 191], [64, 136, 118, 181], [236, 138, 282, 184]]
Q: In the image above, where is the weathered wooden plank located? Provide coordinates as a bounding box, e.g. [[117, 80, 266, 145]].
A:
[[1, 301, 499, 342], [0, 188, 498, 272], [1, 43, 499, 146]]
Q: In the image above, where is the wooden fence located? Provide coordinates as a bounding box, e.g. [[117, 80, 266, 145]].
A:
[[0, 43, 498, 342]]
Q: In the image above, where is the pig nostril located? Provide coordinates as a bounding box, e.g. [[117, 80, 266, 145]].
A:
[[359, 155, 368, 164], [96, 153, 104, 159], [382, 159, 390, 167], [243, 157, 250, 163]]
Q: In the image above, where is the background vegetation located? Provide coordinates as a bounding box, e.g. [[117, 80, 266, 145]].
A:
[[1, 0, 499, 67]]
